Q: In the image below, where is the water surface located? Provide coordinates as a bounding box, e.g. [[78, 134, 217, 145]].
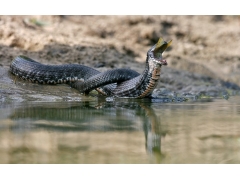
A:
[[0, 96, 240, 164]]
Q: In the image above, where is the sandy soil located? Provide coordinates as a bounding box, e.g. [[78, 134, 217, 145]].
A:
[[0, 15, 240, 101]]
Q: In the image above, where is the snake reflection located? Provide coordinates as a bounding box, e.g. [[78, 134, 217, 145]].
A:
[[9, 100, 166, 161]]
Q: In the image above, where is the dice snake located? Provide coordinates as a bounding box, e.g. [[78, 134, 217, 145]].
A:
[[9, 37, 171, 98]]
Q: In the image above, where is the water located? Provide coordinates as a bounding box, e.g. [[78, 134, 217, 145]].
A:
[[0, 96, 240, 164]]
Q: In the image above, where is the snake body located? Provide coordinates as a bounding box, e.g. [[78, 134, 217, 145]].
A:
[[10, 55, 139, 95], [9, 38, 171, 98]]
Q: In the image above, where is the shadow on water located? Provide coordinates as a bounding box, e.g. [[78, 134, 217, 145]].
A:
[[4, 99, 166, 163]]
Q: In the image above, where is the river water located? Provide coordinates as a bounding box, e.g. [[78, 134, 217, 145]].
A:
[[0, 96, 240, 164]]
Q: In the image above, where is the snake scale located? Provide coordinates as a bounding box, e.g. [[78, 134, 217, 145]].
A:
[[9, 37, 171, 98]]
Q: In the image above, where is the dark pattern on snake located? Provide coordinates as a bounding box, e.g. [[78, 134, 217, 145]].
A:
[[9, 38, 171, 98], [9, 56, 139, 95]]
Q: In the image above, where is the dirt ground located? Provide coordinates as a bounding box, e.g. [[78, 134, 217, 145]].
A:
[[0, 15, 240, 101]]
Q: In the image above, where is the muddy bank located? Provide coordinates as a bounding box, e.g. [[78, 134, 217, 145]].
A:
[[0, 16, 240, 103]]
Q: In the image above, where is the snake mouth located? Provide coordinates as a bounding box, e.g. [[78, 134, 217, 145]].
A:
[[159, 59, 167, 65], [152, 37, 172, 66]]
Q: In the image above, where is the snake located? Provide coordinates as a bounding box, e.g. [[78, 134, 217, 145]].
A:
[[9, 37, 171, 98]]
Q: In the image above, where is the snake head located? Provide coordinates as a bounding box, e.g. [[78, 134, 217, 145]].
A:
[[148, 37, 172, 66]]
